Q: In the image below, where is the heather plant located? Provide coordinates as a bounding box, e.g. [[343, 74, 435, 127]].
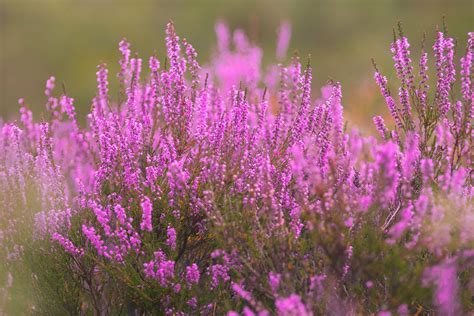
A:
[[0, 20, 472, 315]]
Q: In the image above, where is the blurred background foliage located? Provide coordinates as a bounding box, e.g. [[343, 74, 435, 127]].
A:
[[0, 0, 472, 129]]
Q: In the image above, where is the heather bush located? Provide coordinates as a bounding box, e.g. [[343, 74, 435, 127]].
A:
[[0, 21, 472, 315]]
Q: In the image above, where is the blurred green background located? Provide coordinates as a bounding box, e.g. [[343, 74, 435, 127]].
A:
[[0, 0, 473, 127]]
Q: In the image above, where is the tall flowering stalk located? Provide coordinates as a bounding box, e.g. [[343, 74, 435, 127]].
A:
[[373, 25, 472, 177]]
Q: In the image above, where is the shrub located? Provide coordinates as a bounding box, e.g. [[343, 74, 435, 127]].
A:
[[0, 21, 472, 315]]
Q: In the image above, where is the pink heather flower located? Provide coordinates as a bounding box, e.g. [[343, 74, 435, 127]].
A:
[[275, 294, 311, 316], [344, 216, 354, 228], [44, 76, 58, 111], [140, 197, 153, 232], [423, 259, 460, 316], [165, 22, 183, 75], [166, 226, 177, 250], [276, 22, 291, 61], [52, 233, 84, 257], [373, 116, 387, 139], [420, 158, 434, 183], [149, 55, 160, 72], [19, 103, 34, 135], [114, 204, 127, 225], [210, 264, 230, 289], [242, 307, 257, 316], [167, 160, 190, 195], [231, 282, 254, 304], [96, 64, 109, 112], [397, 304, 409, 316], [215, 21, 230, 53], [374, 71, 403, 130], [433, 31, 456, 116], [183, 38, 200, 90], [59, 95, 76, 123], [330, 82, 344, 147], [118, 38, 131, 82], [342, 245, 353, 277], [82, 225, 110, 258], [213, 25, 262, 91], [156, 260, 175, 286], [268, 272, 281, 293], [401, 132, 420, 179], [390, 130, 400, 145], [375, 141, 400, 207], [126, 57, 142, 110], [290, 65, 312, 144], [460, 32, 473, 103], [391, 36, 414, 89], [418, 45, 429, 109], [309, 274, 327, 293], [91, 202, 111, 236], [289, 206, 303, 239], [119, 39, 131, 64], [187, 297, 197, 309], [186, 263, 200, 288], [143, 253, 175, 287], [45, 76, 55, 97], [398, 87, 411, 120]]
